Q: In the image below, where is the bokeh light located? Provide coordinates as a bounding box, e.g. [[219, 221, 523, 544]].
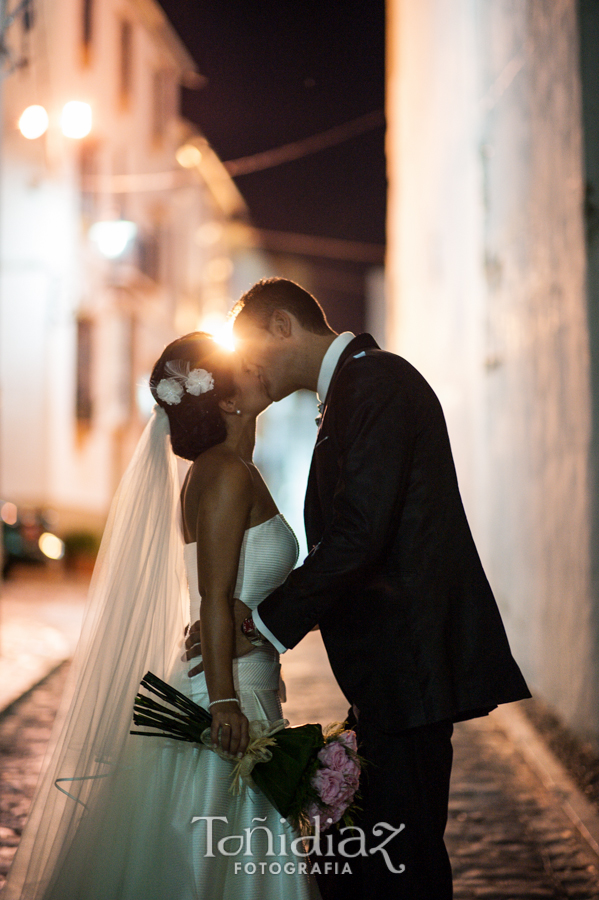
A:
[[38, 532, 65, 560], [195, 222, 223, 246], [19, 105, 49, 140], [205, 257, 233, 282], [176, 143, 202, 168], [1, 501, 18, 525], [89, 220, 137, 258], [61, 101, 92, 139], [198, 313, 235, 351]]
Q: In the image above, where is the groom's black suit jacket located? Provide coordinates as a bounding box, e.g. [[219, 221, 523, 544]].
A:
[[257, 334, 530, 732]]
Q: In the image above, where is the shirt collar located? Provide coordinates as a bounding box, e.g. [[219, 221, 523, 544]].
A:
[[317, 332, 355, 403]]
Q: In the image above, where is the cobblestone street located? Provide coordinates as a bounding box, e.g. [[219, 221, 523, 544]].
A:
[[2, 636, 599, 897], [0, 663, 70, 892], [447, 716, 599, 899]]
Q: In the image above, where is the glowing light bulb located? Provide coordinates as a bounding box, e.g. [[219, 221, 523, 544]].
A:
[[61, 101, 92, 139], [19, 105, 49, 139]]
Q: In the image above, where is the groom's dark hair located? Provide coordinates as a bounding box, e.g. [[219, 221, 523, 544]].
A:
[[230, 277, 333, 335]]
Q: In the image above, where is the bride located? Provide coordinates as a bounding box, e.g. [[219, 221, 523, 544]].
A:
[[4, 332, 320, 899]]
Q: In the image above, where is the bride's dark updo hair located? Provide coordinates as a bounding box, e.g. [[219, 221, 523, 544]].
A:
[[150, 332, 236, 461]]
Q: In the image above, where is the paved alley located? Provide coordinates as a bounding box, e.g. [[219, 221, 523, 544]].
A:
[[1, 617, 599, 897]]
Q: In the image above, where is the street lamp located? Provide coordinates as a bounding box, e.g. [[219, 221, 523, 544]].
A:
[[89, 220, 137, 259], [60, 101, 92, 139], [17, 101, 92, 140]]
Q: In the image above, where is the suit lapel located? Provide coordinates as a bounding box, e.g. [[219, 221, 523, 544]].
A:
[[321, 333, 379, 410], [304, 333, 379, 548]]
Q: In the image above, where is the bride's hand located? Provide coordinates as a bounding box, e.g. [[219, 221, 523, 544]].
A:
[[185, 600, 255, 677], [210, 701, 250, 758]]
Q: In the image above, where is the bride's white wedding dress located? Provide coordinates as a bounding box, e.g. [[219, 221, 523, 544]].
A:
[[42, 514, 321, 899]]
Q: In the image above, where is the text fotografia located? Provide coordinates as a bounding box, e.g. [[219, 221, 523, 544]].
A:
[[190, 815, 406, 874], [235, 860, 352, 876]]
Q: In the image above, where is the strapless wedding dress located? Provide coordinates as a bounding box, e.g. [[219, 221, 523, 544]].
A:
[[44, 515, 321, 899]]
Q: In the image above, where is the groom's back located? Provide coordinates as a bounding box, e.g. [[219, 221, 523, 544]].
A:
[[313, 345, 529, 732]]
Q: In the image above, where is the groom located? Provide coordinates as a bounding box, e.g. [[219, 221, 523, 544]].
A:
[[191, 277, 530, 898]]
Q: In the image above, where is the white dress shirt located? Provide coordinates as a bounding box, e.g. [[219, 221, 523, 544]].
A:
[[316, 332, 355, 404], [253, 331, 355, 653]]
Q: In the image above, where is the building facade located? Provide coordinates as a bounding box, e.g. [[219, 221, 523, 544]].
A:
[[0, 0, 248, 534]]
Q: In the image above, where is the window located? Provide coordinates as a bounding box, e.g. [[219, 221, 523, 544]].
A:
[[138, 228, 161, 282], [24, 2, 34, 31], [115, 315, 133, 420], [82, 0, 93, 65], [78, 142, 98, 220], [119, 21, 133, 108], [151, 70, 168, 143], [76, 318, 93, 424]]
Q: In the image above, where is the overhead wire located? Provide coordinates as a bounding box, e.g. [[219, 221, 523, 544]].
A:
[[223, 109, 385, 176]]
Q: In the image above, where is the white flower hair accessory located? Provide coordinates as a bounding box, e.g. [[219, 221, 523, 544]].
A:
[[156, 378, 185, 405], [185, 368, 214, 396], [156, 362, 215, 405]]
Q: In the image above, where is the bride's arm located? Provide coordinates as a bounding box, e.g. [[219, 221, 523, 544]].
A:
[[186, 598, 254, 676], [192, 453, 254, 758]]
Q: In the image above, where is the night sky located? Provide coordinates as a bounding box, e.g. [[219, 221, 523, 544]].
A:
[[157, 1, 386, 246]]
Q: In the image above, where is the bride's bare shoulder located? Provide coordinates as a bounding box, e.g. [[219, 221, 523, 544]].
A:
[[181, 447, 253, 540], [185, 446, 252, 503]]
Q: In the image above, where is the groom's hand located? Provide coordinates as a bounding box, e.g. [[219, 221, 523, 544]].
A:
[[184, 600, 256, 677], [184, 621, 204, 677]]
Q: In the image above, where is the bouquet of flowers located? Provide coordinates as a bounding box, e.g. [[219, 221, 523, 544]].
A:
[[131, 671, 361, 832]]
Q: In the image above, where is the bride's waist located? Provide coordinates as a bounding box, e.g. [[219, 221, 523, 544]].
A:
[[182, 644, 281, 693], [235, 644, 280, 686], [236, 642, 279, 662]]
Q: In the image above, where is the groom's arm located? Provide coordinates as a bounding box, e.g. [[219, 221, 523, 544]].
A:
[[254, 355, 422, 651]]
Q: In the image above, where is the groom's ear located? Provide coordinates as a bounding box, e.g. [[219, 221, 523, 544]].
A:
[[270, 309, 293, 339]]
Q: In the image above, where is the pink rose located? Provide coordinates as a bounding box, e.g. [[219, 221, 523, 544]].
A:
[[306, 800, 339, 830], [339, 783, 358, 805], [331, 789, 358, 823], [342, 756, 360, 784], [324, 805, 343, 826], [307, 781, 358, 831], [318, 740, 347, 771], [306, 801, 322, 827], [327, 786, 357, 824], [337, 730, 358, 752], [307, 799, 343, 830], [311, 767, 345, 806]]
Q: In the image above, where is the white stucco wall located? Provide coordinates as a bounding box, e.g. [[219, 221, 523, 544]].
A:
[[387, 0, 597, 743]]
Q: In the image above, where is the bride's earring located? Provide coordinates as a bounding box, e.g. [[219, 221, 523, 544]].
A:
[[235, 409, 241, 415]]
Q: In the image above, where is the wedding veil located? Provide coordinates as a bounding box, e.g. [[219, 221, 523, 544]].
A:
[[4, 406, 189, 899]]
